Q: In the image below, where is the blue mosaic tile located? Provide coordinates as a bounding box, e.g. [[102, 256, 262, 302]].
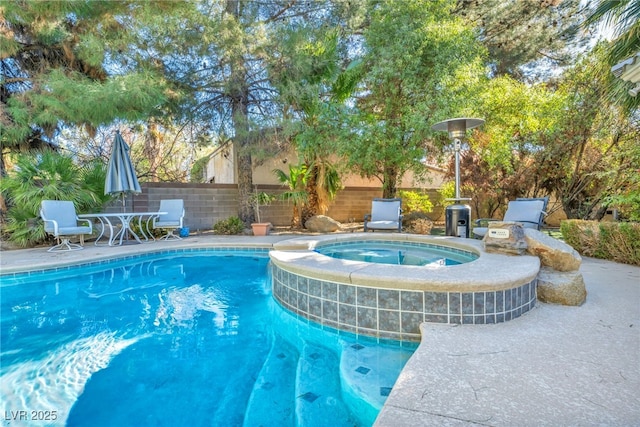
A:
[[351, 344, 365, 350], [485, 292, 495, 314], [357, 307, 377, 329], [273, 261, 536, 339], [400, 290, 422, 312], [449, 293, 461, 314], [357, 287, 377, 308], [400, 312, 422, 333], [378, 289, 399, 310], [276, 353, 286, 359], [380, 387, 392, 397], [322, 281, 338, 300], [355, 366, 370, 375], [322, 301, 338, 321], [462, 293, 473, 315], [299, 392, 319, 403], [379, 309, 400, 332], [424, 291, 448, 314], [474, 292, 485, 314], [308, 352, 321, 360], [338, 284, 356, 304], [339, 304, 357, 326]]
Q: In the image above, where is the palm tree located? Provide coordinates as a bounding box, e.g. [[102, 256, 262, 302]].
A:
[[270, 29, 360, 224], [273, 164, 310, 228], [301, 157, 342, 224], [585, 0, 640, 64], [584, 0, 640, 111]]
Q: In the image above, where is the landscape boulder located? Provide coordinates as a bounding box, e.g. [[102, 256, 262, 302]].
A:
[[483, 222, 527, 255], [525, 229, 582, 272], [402, 212, 433, 235], [305, 215, 342, 233], [537, 267, 587, 306]]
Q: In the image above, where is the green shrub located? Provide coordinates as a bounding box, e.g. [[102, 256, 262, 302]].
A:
[[559, 220, 583, 249], [213, 216, 245, 235], [398, 190, 433, 214], [560, 220, 640, 266]]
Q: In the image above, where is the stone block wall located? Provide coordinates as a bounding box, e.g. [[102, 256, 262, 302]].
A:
[[327, 187, 383, 222], [110, 183, 443, 231]]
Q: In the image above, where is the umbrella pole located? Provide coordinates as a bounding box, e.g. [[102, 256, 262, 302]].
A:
[[122, 193, 130, 242]]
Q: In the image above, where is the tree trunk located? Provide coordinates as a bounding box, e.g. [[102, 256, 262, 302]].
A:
[[382, 166, 399, 198], [302, 165, 319, 226], [291, 205, 302, 228], [236, 148, 254, 224], [225, 0, 254, 226], [145, 121, 163, 182]]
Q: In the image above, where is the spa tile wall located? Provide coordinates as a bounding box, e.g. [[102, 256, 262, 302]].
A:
[[272, 264, 537, 341]]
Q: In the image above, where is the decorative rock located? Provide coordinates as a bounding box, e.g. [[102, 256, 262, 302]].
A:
[[402, 212, 433, 235], [537, 267, 587, 306], [483, 222, 527, 255], [411, 218, 433, 235], [524, 229, 582, 272], [305, 215, 341, 233]]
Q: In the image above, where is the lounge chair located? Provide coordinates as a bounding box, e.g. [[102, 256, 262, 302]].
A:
[[516, 196, 550, 221], [153, 199, 185, 240], [364, 198, 403, 232], [472, 198, 547, 238], [40, 200, 93, 252]]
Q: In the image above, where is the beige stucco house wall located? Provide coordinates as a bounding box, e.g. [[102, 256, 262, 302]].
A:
[[204, 143, 446, 190]]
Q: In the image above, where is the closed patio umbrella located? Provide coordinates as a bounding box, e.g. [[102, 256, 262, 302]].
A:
[[105, 130, 141, 208]]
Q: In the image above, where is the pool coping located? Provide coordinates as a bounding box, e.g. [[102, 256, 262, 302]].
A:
[[270, 233, 540, 292], [0, 236, 285, 276]]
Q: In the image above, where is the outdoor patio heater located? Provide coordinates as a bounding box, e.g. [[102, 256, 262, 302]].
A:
[[432, 117, 484, 238]]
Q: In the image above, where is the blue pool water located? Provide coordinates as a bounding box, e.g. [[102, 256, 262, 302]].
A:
[[0, 251, 415, 426], [316, 241, 478, 266]]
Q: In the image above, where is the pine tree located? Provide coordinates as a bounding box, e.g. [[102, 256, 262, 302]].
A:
[[0, 1, 187, 175]]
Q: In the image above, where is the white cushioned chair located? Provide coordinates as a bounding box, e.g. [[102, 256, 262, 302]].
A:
[[473, 198, 547, 238], [40, 200, 93, 252], [153, 199, 185, 240], [364, 198, 403, 232]]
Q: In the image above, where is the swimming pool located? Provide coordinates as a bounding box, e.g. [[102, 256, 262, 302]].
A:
[[315, 240, 478, 266], [0, 251, 414, 426]]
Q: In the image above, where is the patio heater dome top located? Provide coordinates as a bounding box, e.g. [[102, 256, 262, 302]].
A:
[[432, 117, 485, 139]]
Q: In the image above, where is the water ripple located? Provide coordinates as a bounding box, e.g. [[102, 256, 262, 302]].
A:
[[1, 331, 146, 426]]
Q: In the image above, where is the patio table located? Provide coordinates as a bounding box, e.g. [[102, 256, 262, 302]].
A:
[[78, 211, 166, 246]]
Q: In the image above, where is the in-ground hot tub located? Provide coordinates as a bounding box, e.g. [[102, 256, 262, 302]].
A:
[[315, 239, 479, 266], [270, 233, 540, 341]]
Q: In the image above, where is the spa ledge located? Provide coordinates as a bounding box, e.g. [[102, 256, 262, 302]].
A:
[[270, 233, 540, 293]]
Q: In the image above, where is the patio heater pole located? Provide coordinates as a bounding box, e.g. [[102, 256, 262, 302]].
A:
[[432, 117, 484, 238], [454, 137, 462, 200]]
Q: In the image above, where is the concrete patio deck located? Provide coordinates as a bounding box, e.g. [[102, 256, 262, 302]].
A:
[[1, 234, 638, 426]]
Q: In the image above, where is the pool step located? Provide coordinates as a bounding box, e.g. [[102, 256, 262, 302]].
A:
[[295, 343, 357, 427], [210, 334, 273, 425], [339, 341, 412, 426], [243, 335, 299, 427]]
